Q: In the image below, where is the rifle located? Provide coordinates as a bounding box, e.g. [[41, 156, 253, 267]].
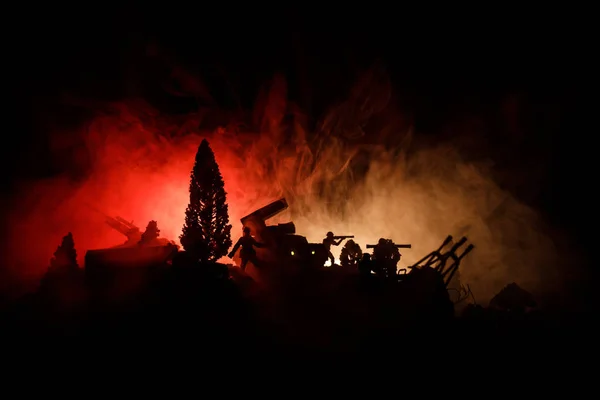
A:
[[366, 243, 411, 249], [333, 235, 354, 240]]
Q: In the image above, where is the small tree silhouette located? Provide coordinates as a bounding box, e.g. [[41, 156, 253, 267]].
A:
[[49, 232, 79, 273], [180, 139, 232, 263], [41, 232, 83, 308], [139, 220, 160, 245]]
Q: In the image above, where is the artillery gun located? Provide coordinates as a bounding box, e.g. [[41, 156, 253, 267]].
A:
[[104, 216, 142, 246], [366, 240, 412, 279], [85, 204, 142, 246], [380, 236, 475, 316], [407, 235, 473, 288], [84, 206, 179, 301], [87, 205, 175, 247], [238, 198, 326, 269]]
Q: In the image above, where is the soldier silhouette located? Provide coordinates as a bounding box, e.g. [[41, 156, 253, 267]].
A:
[[388, 239, 401, 261], [228, 227, 265, 271], [372, 238, 399, 278], [322, 231, 345, 266], [372, 238, 389, 260], [340, 239, 362, 268]]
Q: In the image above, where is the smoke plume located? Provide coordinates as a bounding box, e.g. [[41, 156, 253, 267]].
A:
[[3, 65, 562, 304]]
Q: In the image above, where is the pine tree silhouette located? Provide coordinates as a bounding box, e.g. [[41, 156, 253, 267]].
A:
[[180, 139, 232, 263], [139, 220, 160, 245], [49, 232, 79, 273], [41, 232, 82, 307]]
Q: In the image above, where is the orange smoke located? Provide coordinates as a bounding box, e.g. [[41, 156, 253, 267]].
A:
[[4, 67, 562, 303]]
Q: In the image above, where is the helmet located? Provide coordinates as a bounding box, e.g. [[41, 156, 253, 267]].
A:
[[243, 226, 251, 234], [326, 231, 334, 238], [378, 238, 386, 245]]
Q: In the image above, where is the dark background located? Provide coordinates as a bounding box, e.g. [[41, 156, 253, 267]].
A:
[[5, 7, 595, 298]]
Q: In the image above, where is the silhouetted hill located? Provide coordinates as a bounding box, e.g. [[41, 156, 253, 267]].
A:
[[2, 258, 597, 364]]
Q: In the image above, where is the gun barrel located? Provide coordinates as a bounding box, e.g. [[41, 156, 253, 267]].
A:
[[366, 243, 411, 249], [115, 216, 134, 227], [442, 235, 453, 247], [87, 204, 141, 239], [241, 198, 289, 226], [448, 237, 468, 253], [105, 218, 130, 236], [333, 235, 354, 239], [104, 215, 140, 238]]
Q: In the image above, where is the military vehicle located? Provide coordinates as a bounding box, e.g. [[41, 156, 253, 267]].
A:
[[84, 207, 179, 300], [236, 198, 328, 269], [84, 243, 178, 301], [90, 207, 175, 248]]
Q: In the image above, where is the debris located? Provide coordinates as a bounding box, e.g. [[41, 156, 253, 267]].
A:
[[489, 282, 537, 313]]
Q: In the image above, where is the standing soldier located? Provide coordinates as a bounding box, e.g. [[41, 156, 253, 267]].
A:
[[322, 231, 345, 266], [228, 227, 265, 271]]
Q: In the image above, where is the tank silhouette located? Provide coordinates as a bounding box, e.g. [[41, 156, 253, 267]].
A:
[[84, 243, 178, 301], [84, 206, 180, 299], [237, 198, 327, 269]]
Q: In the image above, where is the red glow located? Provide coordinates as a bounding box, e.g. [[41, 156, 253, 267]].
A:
[[4, 70, 561, 303], [5, 116, 260, 279]]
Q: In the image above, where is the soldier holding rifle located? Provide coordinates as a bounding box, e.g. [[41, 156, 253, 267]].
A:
[[322, 231, 354, 266]]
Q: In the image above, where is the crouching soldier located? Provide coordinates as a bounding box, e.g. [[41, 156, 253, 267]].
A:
[[340, 239, 363, 268]]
